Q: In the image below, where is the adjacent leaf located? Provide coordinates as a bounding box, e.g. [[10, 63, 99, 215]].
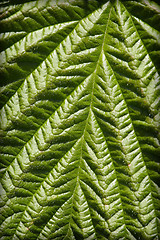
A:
[[0, 0, 160, 239]]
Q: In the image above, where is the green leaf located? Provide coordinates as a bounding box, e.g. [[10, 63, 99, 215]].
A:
[[0, 0, 160, 239]]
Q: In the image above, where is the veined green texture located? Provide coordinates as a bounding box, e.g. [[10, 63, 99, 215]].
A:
[[0, 0, 160, 239]]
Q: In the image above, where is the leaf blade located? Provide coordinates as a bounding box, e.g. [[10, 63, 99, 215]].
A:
[[0, 0, 160, 239]]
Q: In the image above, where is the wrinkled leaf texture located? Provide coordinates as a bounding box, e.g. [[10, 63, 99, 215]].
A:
[[0, 0, 160, 239]]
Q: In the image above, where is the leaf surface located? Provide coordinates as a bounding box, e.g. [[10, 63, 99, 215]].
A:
[[0, 0, 160, 239]]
